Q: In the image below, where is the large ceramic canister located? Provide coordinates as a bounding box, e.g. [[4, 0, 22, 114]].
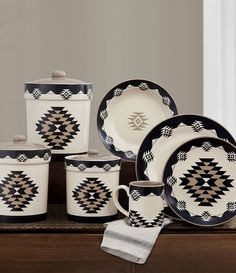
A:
[[0, 136, 51, 223], [25, 71, 93, 155], [65, 153, 121, 222]]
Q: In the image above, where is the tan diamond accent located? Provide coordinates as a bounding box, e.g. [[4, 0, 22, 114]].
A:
[[128, 112, 148, 131]]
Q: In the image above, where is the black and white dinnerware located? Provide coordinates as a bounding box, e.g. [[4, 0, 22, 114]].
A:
[[136, 114, 236, 218], [113, 181, 164, 228], [164, 137, 236, 226], [97, 80, 178, 161], [65, 153, 121, 223], [0, 135, 51, 223], [25, 71, 93, 155]]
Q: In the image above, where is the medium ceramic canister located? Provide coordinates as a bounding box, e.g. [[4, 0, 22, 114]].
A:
[[65, 152, 121, 222], [0, 136, 51, 223], [25, 71, 93, 155]]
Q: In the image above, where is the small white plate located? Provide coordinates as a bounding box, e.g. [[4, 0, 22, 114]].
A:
[[97, 80, 178, 161]]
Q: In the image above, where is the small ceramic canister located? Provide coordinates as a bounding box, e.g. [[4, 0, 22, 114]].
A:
[[65, 152, 121, 222], [25, 71, 93, 155], [0, 136, 51, 223]]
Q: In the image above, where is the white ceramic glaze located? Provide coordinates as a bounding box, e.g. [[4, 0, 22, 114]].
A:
[[113, 181, 164, 227], [0, 136, 51, 223], [25, 71, 93, 154], [65, 153, 121, 223]]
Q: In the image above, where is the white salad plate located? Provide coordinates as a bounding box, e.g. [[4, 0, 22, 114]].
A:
[[136, 114, 236, 218], [97, 80, 178, 161], [164, 137, 236, 226]]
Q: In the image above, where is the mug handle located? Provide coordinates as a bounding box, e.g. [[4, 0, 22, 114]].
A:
[[113, 185, 129, 217]]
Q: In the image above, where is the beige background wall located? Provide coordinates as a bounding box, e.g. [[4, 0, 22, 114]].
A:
[[0, 0, 203, 152]]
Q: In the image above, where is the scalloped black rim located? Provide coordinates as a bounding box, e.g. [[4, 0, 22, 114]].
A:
[[0, 149, 51, 160], [65, 158, 121, 169], [164, 137, 236, 226], [97, 79, 178, 161], [25, 83, 92, 95], [136, 114, 236, 180]]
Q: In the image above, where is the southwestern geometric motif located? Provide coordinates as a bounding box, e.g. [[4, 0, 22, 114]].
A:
[[60, 89, 72, 100], [161, 126, 172, 137], [129, 210, 164, 227], [128, 112, 148, 131], [191, 121, 204, 132], [0, 171, 38, 211], [167, 176, 177, 186], [32, 88, 41, 99], [162, 96, 171, 106], [139, 82, 149, 90], [36, 107, 80, 150], [227, 152, 236, 162], [179, 158, 234, 207], [130, 190, 141, 201], [201, 211, 212, 222], [227, 202, 236, 212], [72, 178, 112, 213], [125, 151, 135, 159], [176, 200, 186, 211], [142, 150, 154, 164]]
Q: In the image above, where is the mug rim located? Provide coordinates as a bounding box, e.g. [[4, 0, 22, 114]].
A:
[[129, 181, 164, 188]]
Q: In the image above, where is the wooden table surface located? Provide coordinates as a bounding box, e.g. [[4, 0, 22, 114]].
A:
[[0, 204, 236, 234], [0, 204, 235, 273]]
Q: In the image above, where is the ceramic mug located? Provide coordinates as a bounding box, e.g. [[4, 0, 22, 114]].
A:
[[113, 181, 164, 228]]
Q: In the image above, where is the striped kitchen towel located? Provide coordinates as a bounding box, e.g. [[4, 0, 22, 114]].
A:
[[100, 217, 172, 264]]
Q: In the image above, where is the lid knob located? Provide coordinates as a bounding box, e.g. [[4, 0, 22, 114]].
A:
[[51, 70, 66, 80], [13, 135, 26, 143], [88, 149, 99, 156]]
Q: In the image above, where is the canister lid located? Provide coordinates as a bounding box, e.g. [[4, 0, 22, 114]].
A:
[[25, 71, 93, 100], [26, 71, 91, 85], [0, 135, 51, 163], [65, 150, 121, 172]]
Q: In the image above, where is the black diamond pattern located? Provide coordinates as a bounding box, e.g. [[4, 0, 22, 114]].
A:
[[73, 177, 112, 213], [143, 150, 154, 163], [139, 83, 149, 90], [180, 158, 234, 207], [131, 190, 141, 201], [192, 121, 204, 132], [60, 89, 72, 99], [161, 126, 172, 137], [0, 171, 38, 211], [177, 151, 187, 161], [36, 106, 80, 150], [129, 210, 164, 227]]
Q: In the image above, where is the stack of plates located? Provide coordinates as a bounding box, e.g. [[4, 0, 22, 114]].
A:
[[97, 79, 236, 227]]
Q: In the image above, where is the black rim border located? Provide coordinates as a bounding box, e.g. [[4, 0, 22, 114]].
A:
[[136, 114, 236, 180], [0, 149, 51, 160], [25, 83, 92, 95], [0, 213, 47, 223], [67, 214, 117, 223], [65, 159, 121, 169], [164, 137, 236, 226], [97, 79, 178, 161]]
